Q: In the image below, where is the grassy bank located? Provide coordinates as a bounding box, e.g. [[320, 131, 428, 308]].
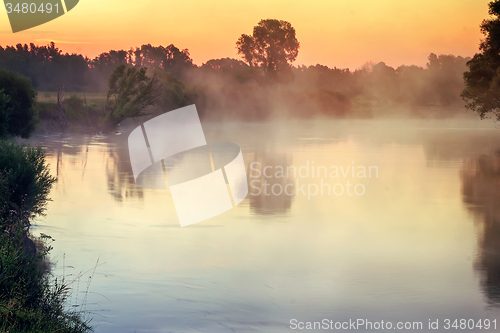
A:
[[33, 90, 471, 133], [0, 232, 92, 332], [35, 92, 106, 133], [0, 140, 92, 332]]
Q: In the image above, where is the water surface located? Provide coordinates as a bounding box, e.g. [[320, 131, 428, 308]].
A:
[[25, 118, 500, 332]]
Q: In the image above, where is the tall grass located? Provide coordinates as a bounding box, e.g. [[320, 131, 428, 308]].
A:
[[0, 229, 92, 332]]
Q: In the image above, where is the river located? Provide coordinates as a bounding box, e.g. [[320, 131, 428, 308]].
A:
[[22, 117, 500, 332]]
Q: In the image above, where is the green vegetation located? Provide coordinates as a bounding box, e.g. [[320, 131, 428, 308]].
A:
[[64, 94, 87, 123], [158, 71, 193, 110], [236, 19, 299, 83], [0, 229, 92, 333], [0, 68, 38, 138], [0, 141, 56, 222], [0, 140, 92, 331], [0, 17, 478, 128], [103, 64, 161, 130], [462, 0, 500, 120], [36, 93, 106, 132]]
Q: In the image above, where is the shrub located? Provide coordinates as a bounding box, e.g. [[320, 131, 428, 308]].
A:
[[0, 140, 91, 332], [0, 140, 56, 229], [35, 100, 57, 120], [0, 68, 38, 138], [64, 94, 85, 122], [158, 72, 191, 110]]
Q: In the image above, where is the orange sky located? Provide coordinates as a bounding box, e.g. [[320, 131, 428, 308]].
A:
[[0, 0, 489, 70]]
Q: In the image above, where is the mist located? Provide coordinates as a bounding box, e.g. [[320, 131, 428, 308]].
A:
[[0, 42, 472, 126]]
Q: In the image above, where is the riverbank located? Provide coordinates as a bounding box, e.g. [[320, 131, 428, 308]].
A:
[[32, 91, 475, 135], [0, 140, 92, 332]]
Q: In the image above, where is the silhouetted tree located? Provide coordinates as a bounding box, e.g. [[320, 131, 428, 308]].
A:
[[236, 19, 299, 83], [293, 65, 353, 95], [427, 53, 468, 106], [462, 0, 500, 119], [0, 69, 37, 138], [157, 71, 192, 110], [103, 65, 161, 131], [461, 154, 500, 305], [0, 90, 10, 138], [134, 44, 193, 77], [0, 42, 90, 91]]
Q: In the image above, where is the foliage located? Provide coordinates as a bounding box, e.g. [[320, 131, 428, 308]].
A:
[[236, 19, 300, 83], [103, 65, 161, 130], [0, 68, 38, 138], [426, 54, 469, 106], [462, 0, 500, 119], [0, 42, 195, 92], [201, 58, 249, 73], [35, 100, 57, 120], [0, 229, 92, 333], [0, 30, 474, 123], [0, 42, 88, 91], [158, 71, 192, 110], [0, 140, 90, 332], [133, 44, 193, 74], [311, 89, 351, 116], [0, 89, 11, 138], [0, 140, 56, 228], [64, 94, 86, 122]]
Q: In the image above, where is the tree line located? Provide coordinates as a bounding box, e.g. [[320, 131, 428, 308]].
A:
[[0, 39, 468, 104], [0, 42, 194, 92], [0, 21, 470, 106], [1, 14, 497, 134]]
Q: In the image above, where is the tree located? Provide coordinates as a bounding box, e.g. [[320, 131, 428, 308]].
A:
[[157, 71, 192, 110], [236, 19, 300, 83], [427, 54, 468, 106], [103, 65, 161, 130], [0, 90, 11, 138], [462, 0, 500, 119], [202, 58, 249, 73], [0, 68, 37, 138], [134, 44, 194, 77]]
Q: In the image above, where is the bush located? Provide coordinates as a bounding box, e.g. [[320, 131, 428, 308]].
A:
[[158, 72, 191, 110], [0, 68, 38, 138], [0, 140, 91, 332], [0, 140, 56, 229], [64, 94, 85, 122], [35, 100, 57, 120]]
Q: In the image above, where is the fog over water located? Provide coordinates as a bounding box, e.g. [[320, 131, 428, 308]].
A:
[[21, 117, 500, 332]]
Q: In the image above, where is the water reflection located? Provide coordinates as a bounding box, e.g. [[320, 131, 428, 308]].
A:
[[20, 119, 500, 332], [24, 133, 144, 203], [462, 153, 500, 306], [104, 145, 143, 202], [245, 148, 294, 216], [421, 131, 499, 167]]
